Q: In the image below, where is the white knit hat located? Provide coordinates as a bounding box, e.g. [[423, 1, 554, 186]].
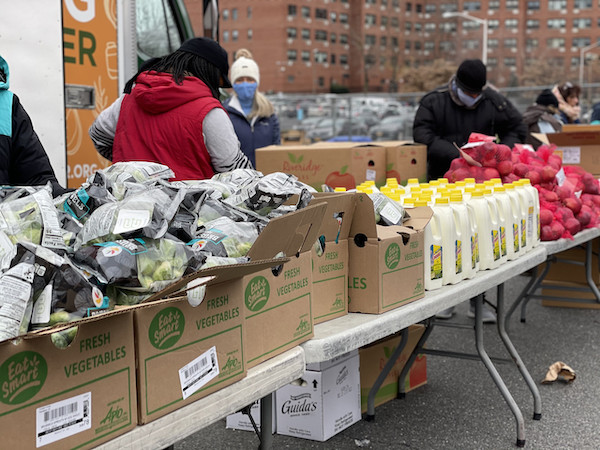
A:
[[230, 56, 260, 85]]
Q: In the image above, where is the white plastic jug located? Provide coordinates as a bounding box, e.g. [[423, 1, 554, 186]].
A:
[[469, 189, 501, 270], [484, 188, 506, 266], [450, 193, 476, 280], [424, 204, 444, 291], [493, 185, 517, 262], [504, 183, 523, 258], [513, 181, 533, 253], [519, 179, 541, 247], [433, 197, 463, 285], [466, 201, 480, 273]]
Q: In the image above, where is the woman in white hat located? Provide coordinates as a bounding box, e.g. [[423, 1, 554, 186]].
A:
[[223, 49, 280, 167]]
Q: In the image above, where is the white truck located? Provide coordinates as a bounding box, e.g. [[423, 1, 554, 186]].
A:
[[3, 0, 195, 188]]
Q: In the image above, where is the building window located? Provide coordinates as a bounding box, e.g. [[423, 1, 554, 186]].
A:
[[573, 37, 591, 47], [340, 34, 349, 44], [222, 9, 229, 20], [381, 0, 388, 6], [487, 57, 498, 67], [546, 37, 565, 49], [425, 22, 436, 31], [463, 20, 482, 30], [440, 3, 458, 12], [301, 6, 310, 18], [366, 14, 376, 26], [463, 1, 481, 10], [392, 0, 400, 7], [247, 7, 252, 18], [526, 38, 539, 49], [570, 57, 579, 67], [488, 19, 500, 29], [232, 30, 238, 41], [488, 1, 500, 9], [287, 27, 297, 39], [315, 8, 327, 19], [380, 55, 387, 65], [222, 30, 229, 42], [505, 19, 518, 28], [247, 29, 252, 40], [415, 23, 422, 32], [574, 0, 592, 8], [330, 12, 337, 22], [414, 41, 421, 50], [439, 40, 454, 51], [331, 53, 336, 64], [488, 38, 499, 48], [405, 40, 411, 50], [331, 32, 337, 43], [506, 0, 519, 8], [425, 4, 436, 13], [287, 75, 295, 83], [287, 49, 297, 61], [315, 30, 327, 41], [365, 35, 376, 46], [573, 18, 591, 29], [301, 50, 310, 62], [548, 0, 567, 10], [232, 8, 238, 20], [463, 39, 480, 50], [287, 5, 297, 16], [504, 38, 517, 48], [406, 2, 412, 12], [340, 13, 349, 24], [424, 41, 435, 50], [504, 57, 516, 66], [381, 16, 388, 27], [527, 1, 540, 9], [302, 28, 310, 39], [405, 22, 412, 31], [391, 17, 399, 28], [526, 20, 539, 29], [547, 18, 566, 29], [340, 54, 348, 65], [391, 36, 399, 47], [380, 36, 387, 47], [366, 0, 376, 4], [440, 22, 457, 32]]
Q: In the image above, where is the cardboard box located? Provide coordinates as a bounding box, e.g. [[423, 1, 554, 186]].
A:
[[225, 399, 277, 432], [0, 311, 137, 449], [276, 350, 361, 442], [358, 325, 427, 413], [348, 195, 432, 313], [243, 203, 327, 369], [381, 141, 428, 185], [537, 126, 600, 174], [255, 142, 387, 191], [543, 239, 600, 285], [541, 280, 600, 309], [309, 193, 357, 324]]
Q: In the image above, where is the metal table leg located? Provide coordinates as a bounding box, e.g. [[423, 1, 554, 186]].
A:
[[584, 240, 600, 301], [259, 394, 273, 450], [365, 328, 409, 421], [398, 318, 435, 399], [497, 284, 542, 420], [504, 265, 540, 332], [474, 294, 526, 447]]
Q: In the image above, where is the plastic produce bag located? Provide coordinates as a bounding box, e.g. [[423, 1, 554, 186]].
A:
[[61, 171, 118, 222], [0, 188, 66, 249], [74, 188, 183, 248], [0, 184, 52, 203], [368, 192, 408, 226], [189, 216, 260, 258], [98, 161, 175, 200]]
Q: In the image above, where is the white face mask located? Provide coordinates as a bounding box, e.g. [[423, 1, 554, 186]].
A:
[[457, 86, 482, 107]]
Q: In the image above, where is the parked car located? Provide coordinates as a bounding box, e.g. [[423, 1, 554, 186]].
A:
[[369, 115, 406, 141], [307, 118, 369, 142]]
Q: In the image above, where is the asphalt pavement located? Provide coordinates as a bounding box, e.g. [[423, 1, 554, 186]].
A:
[[175, 273, 600, 450]]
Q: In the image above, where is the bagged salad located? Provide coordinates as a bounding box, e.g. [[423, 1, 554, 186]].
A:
[[189, 216, 260, 258]]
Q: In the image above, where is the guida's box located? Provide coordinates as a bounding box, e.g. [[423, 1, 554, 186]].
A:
[[348, 195, 432, 314]]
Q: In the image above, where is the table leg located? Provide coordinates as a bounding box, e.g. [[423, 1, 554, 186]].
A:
[[585, 240, 600, 302], [397, 318, 434, 399], [504, 265, 539, 332], [474, 294, 526, 448], [497, 284, 542, 420], [259, 394, 273, 450], [365, 328, 409, 421]]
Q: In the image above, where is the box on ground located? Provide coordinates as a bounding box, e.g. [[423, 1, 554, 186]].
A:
[[0, 311, 137, 449], [358, 324, 427, 413], [309, 193, 357, 324], [348, 194, 432, 314], [135, 204, 325, 424], [243, 203, 327, 369], [276, 350, 361, 442], [225, 398, 276, 432], [536, 126, 600, 174], [541, 280, 600, 309], [256, 142, 387, 191], [543, 239, 600, 285], [380, 141, 427, 185]]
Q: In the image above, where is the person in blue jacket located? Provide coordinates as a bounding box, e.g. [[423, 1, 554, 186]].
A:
[[223, 49, 280, 167], [0, 55, 67, 196]]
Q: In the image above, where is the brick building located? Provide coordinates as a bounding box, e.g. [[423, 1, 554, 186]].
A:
[[211, 0, 600, 94]]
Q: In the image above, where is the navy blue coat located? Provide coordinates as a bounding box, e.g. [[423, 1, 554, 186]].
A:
[[223, 99, 280, 167]]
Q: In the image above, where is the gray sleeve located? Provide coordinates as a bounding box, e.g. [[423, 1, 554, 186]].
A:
[[88, 94, 124, 161], [203, 108, 253, 172]]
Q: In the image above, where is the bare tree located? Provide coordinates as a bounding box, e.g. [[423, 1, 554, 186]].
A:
[[399, 59, 455, 92]]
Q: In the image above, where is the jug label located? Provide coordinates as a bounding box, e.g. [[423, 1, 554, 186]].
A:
[[513, 223, 520, 252], [455, 240, 462, 274], [430, 245, 442, 280], [492, 230, 500, 261], [521, 219, 527, 248], [471, 233, 479, 269], [500, 226, 507, 257]]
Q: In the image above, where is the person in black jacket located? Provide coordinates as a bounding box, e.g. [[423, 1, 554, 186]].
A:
[[0, 55, 67, 196], [522, 89, 563, 149], [413, 59, 527, 181]]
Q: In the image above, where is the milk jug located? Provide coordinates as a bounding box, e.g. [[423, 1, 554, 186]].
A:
[[513, 181, 533, 253], [450, 193, 476, 279], [519, 179, 540, 247], [404, 178, 419, 196], [424, 203, 444, 291], [493, 185, 517, 262], [433, 197, 463, 285], [466, 199, 480, 273], [470, 189, 501, 270], [504, 183, 523, 258]]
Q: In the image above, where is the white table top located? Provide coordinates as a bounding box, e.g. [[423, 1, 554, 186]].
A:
[[302, 246, 548, 364], [96, 347, 305, 450]]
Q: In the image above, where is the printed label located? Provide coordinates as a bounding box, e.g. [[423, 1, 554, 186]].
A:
[[455, 239, 462, 274], [492, 230, 500, 261], [557, 146, 580, 164], [521, 219, 527, 248], [527, 207, 534, 240], [471, 233, 479, 269], [113, 209, 151, 234], [513, 223, 520, 252], [365, 169, 376, 181], [430, 244, 442, 280], [36, 392, 91, 447], [179, 346, 219, 400], [385, 243, 401, 270], [33, 190, 67, 249], [500, 226, 507, 257], [380, 202, 403, 225]]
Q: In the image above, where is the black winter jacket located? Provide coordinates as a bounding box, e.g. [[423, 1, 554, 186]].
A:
[[413, 79, 527, 180]]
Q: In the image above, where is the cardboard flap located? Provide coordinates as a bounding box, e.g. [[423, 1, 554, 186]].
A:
[[403, 206, 433, 231], [531, 133, 550, 145], [310, 192, 357, 241], [545, 129, 600, 146], [247, 203, 327, 260], [348, 193, 378, 239], [376, 225, 417, 240]]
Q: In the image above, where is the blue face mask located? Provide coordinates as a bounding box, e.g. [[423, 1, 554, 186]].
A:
[[233, 81, 257, 103], [457, 86, 482, 108]]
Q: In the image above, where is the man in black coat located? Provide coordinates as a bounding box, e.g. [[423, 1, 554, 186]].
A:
[[413, 59, 527, 181], [0, 55, 67, 196]]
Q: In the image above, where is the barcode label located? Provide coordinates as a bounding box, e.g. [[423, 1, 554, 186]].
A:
[[36, 392, 91, 447], [179, 346, 219, 400]]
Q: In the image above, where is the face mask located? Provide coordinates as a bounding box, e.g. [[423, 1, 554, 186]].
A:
[[457, 87, 482, 108], [233, 81, 257, 102]]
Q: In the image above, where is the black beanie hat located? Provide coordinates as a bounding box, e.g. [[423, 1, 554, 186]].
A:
[[536, 89, 559, 108], [178, 37, 232, 87], [456, 59, 487, 94]]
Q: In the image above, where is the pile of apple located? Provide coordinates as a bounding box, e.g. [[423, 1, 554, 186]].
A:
[[443, 133, 600, 241]]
